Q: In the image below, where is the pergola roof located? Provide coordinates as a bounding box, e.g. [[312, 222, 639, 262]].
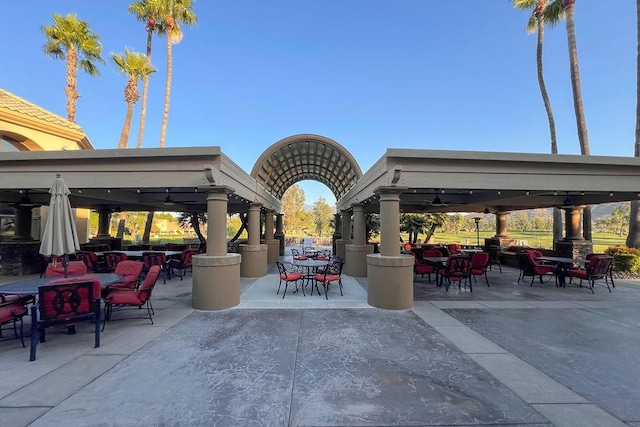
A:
[[250, 134, 362, 199]]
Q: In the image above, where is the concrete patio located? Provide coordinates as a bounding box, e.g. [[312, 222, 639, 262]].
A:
[[1, 250, 639, 427]]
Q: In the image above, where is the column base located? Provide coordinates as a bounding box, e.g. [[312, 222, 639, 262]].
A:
[[367, 254, 414, 310], [336, 239, 349, 260], [240, 244, 268, 277], [555, 240, 593, 259], [266, 239, 280, 264], [192, 254, 241, 310], [345, 244, 374, 277]]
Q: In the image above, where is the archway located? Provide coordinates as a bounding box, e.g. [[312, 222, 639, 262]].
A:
[[250, 134, 363, 200]]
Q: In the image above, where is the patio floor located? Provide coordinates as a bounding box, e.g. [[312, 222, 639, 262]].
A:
[[1, 248, 639, 426]]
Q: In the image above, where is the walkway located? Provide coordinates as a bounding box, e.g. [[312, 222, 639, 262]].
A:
[[0, 251, 639, 426]]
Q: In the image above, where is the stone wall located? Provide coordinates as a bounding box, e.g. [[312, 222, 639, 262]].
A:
[[0, 241, 43, 276]]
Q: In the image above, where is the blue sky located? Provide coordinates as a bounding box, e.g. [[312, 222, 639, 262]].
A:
[[2, 1, 635, 206]]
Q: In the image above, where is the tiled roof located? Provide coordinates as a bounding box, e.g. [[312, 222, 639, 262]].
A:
[[0, 88, 83, 132]]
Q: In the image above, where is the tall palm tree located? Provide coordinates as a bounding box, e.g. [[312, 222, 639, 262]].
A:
[[627, 0, 640, 248], [547, 0, 589, 155], [513, 0, 565, 247], [158, 0, 197, 148], [112, 49, 156, 149], [128, 0, 163, 149], [42, 13, 104, 122]]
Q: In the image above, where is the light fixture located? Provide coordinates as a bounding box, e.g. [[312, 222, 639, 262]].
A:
[[163, 188, 175, 206], [483, 207, 491, 214], [17, 190, 37, 207], [561, 192, 575, 209], [431, 195, 447, 207]]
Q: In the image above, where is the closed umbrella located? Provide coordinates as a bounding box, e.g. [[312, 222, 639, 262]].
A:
[[39, 173, 80, 277]]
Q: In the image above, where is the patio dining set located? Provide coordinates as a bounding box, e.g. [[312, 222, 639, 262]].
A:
[[276, 248, 345, 299]]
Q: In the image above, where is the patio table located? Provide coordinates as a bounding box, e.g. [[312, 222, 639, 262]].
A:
[[293, 259, 329, 296], [0, 273, 124, 296], [536, 256, 588, 287]]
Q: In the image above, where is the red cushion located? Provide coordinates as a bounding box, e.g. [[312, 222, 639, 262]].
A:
[[416, 265, 435, 274], [48, 276, 102, 302], [0, 303, 27, 322], [315, 274, 340, 282], [471, 268, 485, 275], [45, 261, 88, 277], [281, 273, 302, 281], [113, 261, 144, 288], [105, 290, 145, 305], [293, 256, 308, 261], [567, 269, 588, 279]]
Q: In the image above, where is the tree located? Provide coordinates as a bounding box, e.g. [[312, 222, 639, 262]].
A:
[[400, 214, 429, 244], [158, 0, 197, 148], [281, 184, 306, 235], [178, 212, 207, 244], [112, 48, 156, 149], [42, 13, 104, 122], [128, 0, 163, 148], [366, 214, 380, 241], [312, 197, 333, 237], [628, 0, 640, 248]]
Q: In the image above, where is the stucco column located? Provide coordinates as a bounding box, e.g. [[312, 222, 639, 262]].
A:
[[332, 213, 342, 254], [192, 186, 241, 310], [336, 210, 351, 260], [240, 203, 268, 277], [564, 207, 582, 240], [367, 187, 413, 310], [96, 208, 111, 238], [12, 205, 33, 241], [274, 213, 285, 256], [345, 204, 373, 277], [264, 210, 279, 264]]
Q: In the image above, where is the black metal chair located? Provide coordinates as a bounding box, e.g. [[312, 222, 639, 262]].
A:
[[314, 260, 344, 299], [487, 245, 502, 273], [275, 262, 303, 298]]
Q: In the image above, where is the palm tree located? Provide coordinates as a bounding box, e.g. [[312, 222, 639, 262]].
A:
[[112, 48, 156, 149], [178, 212, 207, 246], [400, 214, 429, 244], [513, 0, 565, 247], [42, 13, 104, 122], [158, 0, 197, 148], [128, 0, 163, 149], [627, 0, 640, 248]]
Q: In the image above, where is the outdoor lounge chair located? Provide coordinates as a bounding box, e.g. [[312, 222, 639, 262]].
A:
[[103, 265, 161, 329]]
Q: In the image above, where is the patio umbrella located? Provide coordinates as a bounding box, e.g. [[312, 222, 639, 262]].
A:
[[39, 173, 80, 277]]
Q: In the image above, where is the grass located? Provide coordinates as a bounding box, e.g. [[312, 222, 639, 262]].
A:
[[405, 231, 627, 253]]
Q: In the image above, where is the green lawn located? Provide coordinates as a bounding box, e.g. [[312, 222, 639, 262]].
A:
[[407, 231, 626, 253]]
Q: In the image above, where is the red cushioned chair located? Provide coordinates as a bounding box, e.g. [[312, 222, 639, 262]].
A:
[[108, 260, 144, 290], [314, 260, 344, 299], [168, 248, 198, 280], [45, 261, 88, 278], [30, 278, 101, 361], [276, 261, 303, 298], [75, 251, 105, 273], [103, 265, 161, 329], [0, 296, 28, 347], [413, 252, 436, 282], [103, 251, 128, 273], [516, 251, 555, 286], [441, 256, 471, 292], [566, 255, 613, 294], [141, 251, 169, 284], [470, 252, 490, 287]]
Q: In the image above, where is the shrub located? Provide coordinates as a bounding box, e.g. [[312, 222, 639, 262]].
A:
[[606, 246, 640, 273]]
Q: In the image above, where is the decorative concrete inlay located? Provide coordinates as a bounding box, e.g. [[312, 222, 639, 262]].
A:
[[532, 403, 628, 427], [32, 309, 546, 426]]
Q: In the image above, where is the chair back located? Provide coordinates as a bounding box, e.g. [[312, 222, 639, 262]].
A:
[[471, 252, 489, 269], [291, 249, 307, 261], [104, 251, 128, 271], [445, 256, 470, 278], [423, 249, 442, 258], [142, 251, 167, 270], [38, 280, 97, 322], [113, 260, 144, 287], [588, 255, 613, 279], [45, 261, 88, 277], [75, 251, 100, 272], [181, 248, 198, 266], [488, 245, 501, 261], [48, 276, 103, 305], [516, 252, 536, 275], [137, 265, 161, 301]]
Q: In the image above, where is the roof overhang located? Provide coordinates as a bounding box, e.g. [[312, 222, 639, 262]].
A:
[[336, 148, 640, 213]]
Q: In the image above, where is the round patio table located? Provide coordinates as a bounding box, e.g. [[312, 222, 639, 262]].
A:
[[0, 273, 124, 296], [293, 259, 329, 296]]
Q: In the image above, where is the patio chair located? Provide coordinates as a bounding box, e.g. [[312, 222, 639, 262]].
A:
[[516, 251, 555, 286], [566, 255, 613, 294], [276, 261, 303, 298], [291, 248, 307, 261], [412, 252, 437, 282], [45, 261, 88, 277], [440, 256, 471, 292], [314, 260, 344, 299], [487, 245, 502, 273], [103, 265, 161, 329], [103, 251, 128, 273], [107, 260, 144, 291], [469, 251, 490, 286], [141, 251, 169, 284], [0, 296, 28, 347], [30, 279, 101, 361], [585, 253, 615, 288], [168, 248, 198, 280], [75, 251, 105, 273]]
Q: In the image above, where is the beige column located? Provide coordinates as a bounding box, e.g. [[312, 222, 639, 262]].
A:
[[345, 203, 373, 277], [336, 210, 351, 259], [240, 203, 268, 277], [564, 207, 583, 240], [367, 187, 413, 310], [332, 213, 342, 254], [192, 186, 241, 310], [264, 210, 279, 264], [274, 213, 285, 256]]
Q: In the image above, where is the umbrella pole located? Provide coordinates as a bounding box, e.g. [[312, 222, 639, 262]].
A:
[[63, 254, 69, 278]]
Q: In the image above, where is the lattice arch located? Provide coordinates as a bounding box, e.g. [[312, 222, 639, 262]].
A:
[[251, 134, 363, 200]]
